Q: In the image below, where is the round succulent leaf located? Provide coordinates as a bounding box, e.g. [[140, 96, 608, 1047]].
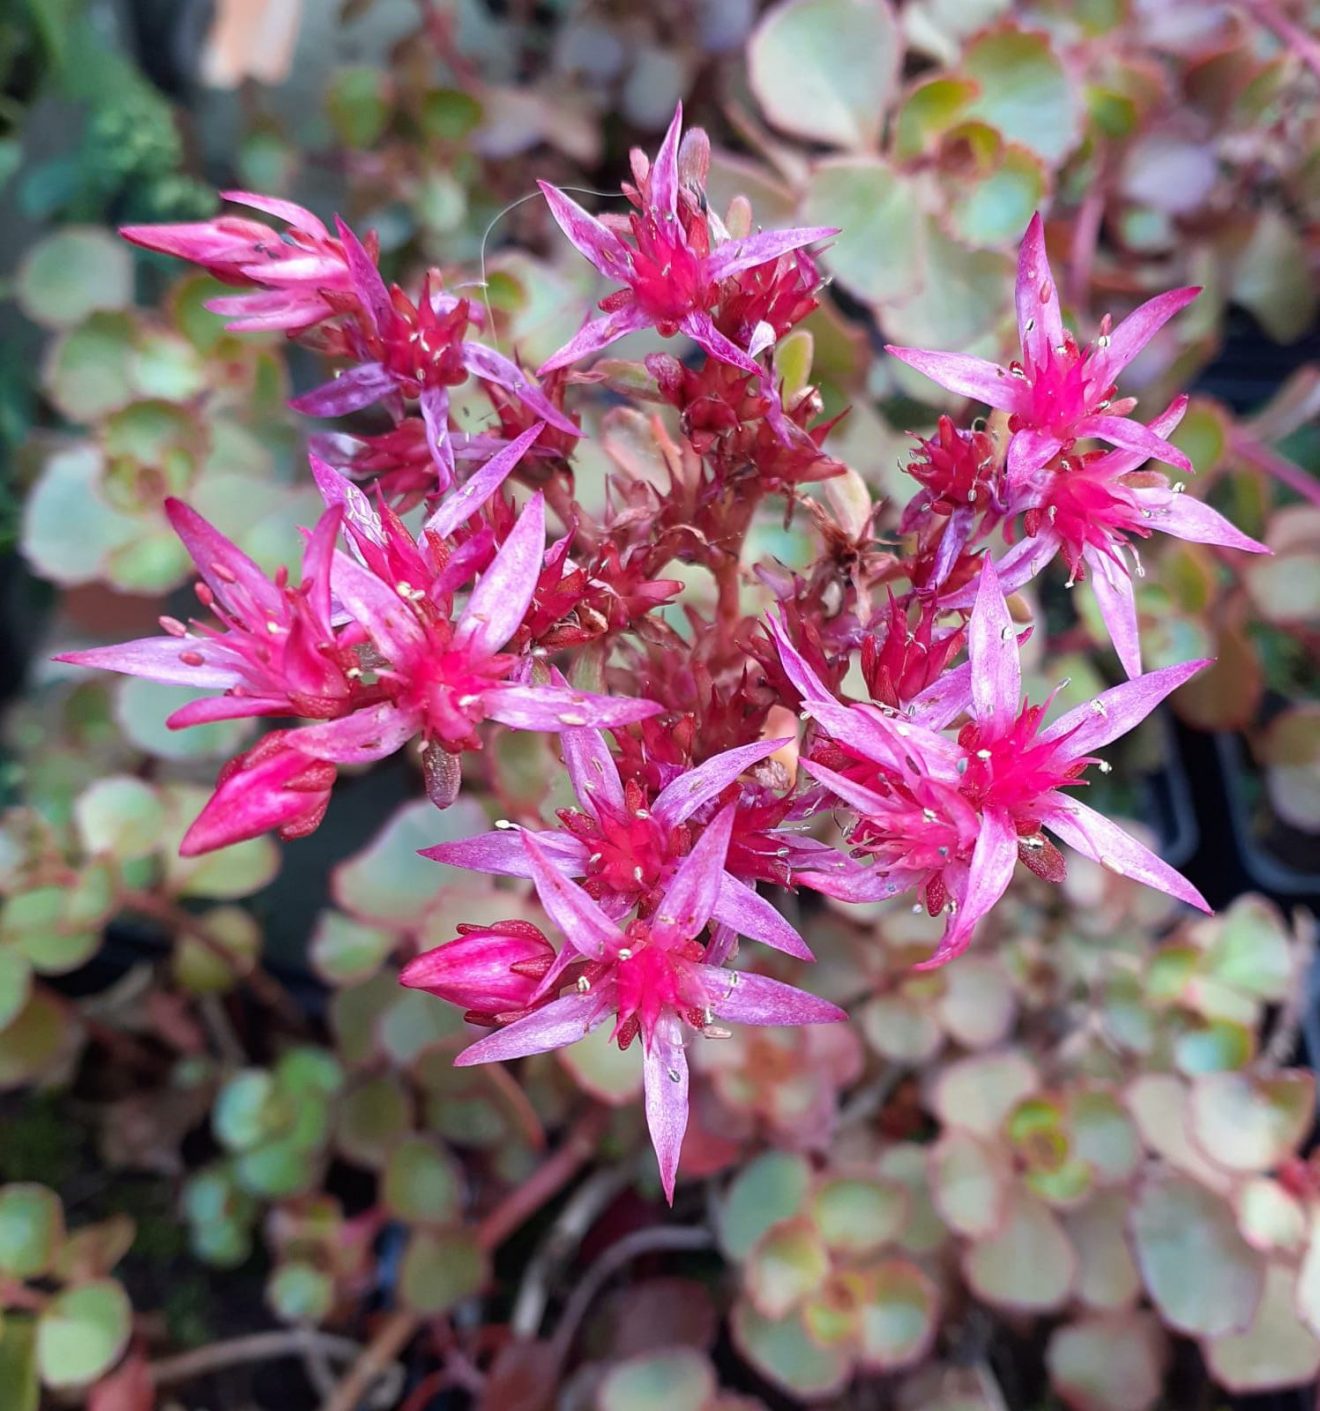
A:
[[0, 1313, 38, 1411], [800, 159, 925, 308], [377, 989, 464, 1067], [327, 65, 393, 148], [383, 1137, 463, 1227], [893, 76, 978, 160], [268, 1260, 334, 1325], [810, 1175, 907, 1256], [878, 1143, 949, 1256], [1205, 1263, 1320, 1394], [1232, 207, 1318, 344], [801, 1275, 864, 1348], [1260, 704, 1320, 831], [35, 1279, 132, 1389], [960, 27, 1083, 166], [335, 1076, 413, 1169], [558, 1020, 644, 1105], [161, 812, 280, 900], [0, 991, 77, 1091], [1124, 1073, 1233, 1194], [1189, 1071, 1314, 1174], [1069, 1090, 1140, 1185], [928, 1129, 1011, 1237], [859, 992, 942, 1063], [131, 329, 208, 404], [42, 313, 137, 421], [1205, 896, 1293, 1003], [1173, 1018, 1255, 1076], [945, 144, 1048, 249], [172, 905, 261, 995], [1246, 552, 1320, 628], [1046, 1312, 1166, 1411], [21, 447, 138, 588], [191, 1217, 253, 1269], [310, 911, 394, 987], [74, 777, 164, 862], [0, 951, 33, 1034], [399, 1228, 487, 1315], [234, 1134, 321, 1200], [748, 0, 900, 149], [719, 1152, 812, 1261], [597, 1347, 715, 1411], [882, 221, 1014, 350], [214, 1070, 282, 1152], [932, 1047, 1039, 1139], [1166, 397, 1229, 477], [746, 1218, 831, 1319], [276, 1047, 344, 1102], [963, 1191, 1076, 1313], [730, 1300, 850, 1399], [51, 1213, 135, 1284], [329, 971, 398, 1067], [1235, 1178, 1306, 1255], [1064, 1192, 1142, 1312], [0, 1186, 64, 1280], [855, 1259, 940, 1371], [1129, 1170, 1263, 1336], [16, 227, 133, 329], [932, 956, 1016, 1049], [116, 683, 255, 761]]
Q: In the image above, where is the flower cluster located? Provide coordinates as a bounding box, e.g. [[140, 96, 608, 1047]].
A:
[[58, 110, 1264, 1198]]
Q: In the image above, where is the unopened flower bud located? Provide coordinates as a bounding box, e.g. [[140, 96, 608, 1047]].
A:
[[399, 920, 555, 1017]]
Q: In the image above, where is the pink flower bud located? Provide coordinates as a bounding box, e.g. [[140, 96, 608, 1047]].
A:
[[398, 921, 555, 1018]]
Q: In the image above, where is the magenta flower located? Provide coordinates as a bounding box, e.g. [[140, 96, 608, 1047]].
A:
[[774, 562, 1211, 967], [452, 807, 847, 1201], [887, 214, 1199, 482], [399, 920, 556, 1024], [536, 103, 836, 378], [424, 724, 851, 960]]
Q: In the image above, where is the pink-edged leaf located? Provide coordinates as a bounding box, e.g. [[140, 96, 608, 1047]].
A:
[[1077, 413, 1194, 476], [420, 828, 588, 877], [1130, 487, 1270, 554], [537, 303, 651, 375], [460, 345, 579, 435], [455, 492, 545, 657], [652, 804, 736, 945], [652, 737, 788, 826], [54, 636, 243, 690], [164, 498, 281, 618], [681, 312, 760, 377], [642, 1018, 689, 1204], [560, 723, 626, 817], [916, 806, 1018, 969], [703, 225, 839, 283], [702, 965, 847, 1026], [334, 215, 391, 334], [221, 189, 330, 237], [1042, 793, 1209, 911], [712, 874, 813, 960], [1015, 213, 1066, 371], [419, 385, 456, 490], [426, 423, 545, 540], [289, 700, 417, 765], [329, 550, 426, 662], [290, 362, 396, 418], [521, 830, 625, 959], [968, 560, 1021, 732], [1098, 286, 1201, 379], [885, 347, 1023, 413], [483, 684, 661, 731], [1043, 657, 1211, 757], [537, 180, 633, 279], [1087, 548, 1143, 679], [648, 103, 684, 221], [455, 992, 606, 1065]]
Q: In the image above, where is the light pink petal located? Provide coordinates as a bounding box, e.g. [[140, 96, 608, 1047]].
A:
[[205, 289, 334, 331], [701, 966, 848, 1026], [537, 180, 633, 279], [483, 685, 662, 731], [908, 659, 974, 730], [329, 551, 427, 662], [164, 498, 282, 619], [681, 312, 760, 377], [537, 303, 651, 376], [797, 759, 893, 821], [648, 104, 684, 221], [968, 559, 1021, 732], [166, 694, 286, 728], [560, 724, 625, 818], [1085, 396, 1188, 479], [521, 831, 625, 960], [420, 385, 456, 490], [793, 862, 912, 903], [652, 737, 788, 826], [1041, 792, 1210, 912], [290, 362, 396, 418], [420, 828, 588, 876], [301, 506, 345, 629], [1005, 428, 1065, 481], [220, 190, 330, 238], [885, 347, 1024, 413], [768, 613, 834, 702], [455, 493, 545, 656], [460, 345, 579, 436], [1088, 548, 1143, 679], [334, 216, 392, 335], [712, 875, 813, 960], [1098, 287, 1201, 379], [983, 530, 1061, 597], [1042, 656, 1210, 757], [309, 455, 384, 550], [1077, 413, 1193, 476], [915, 806, 1018, 969], [426, 423, 546, 540], [289, 701, 418, 765], [1129, 487, 1270, 554], [54, 637, 242, 690], [703, 226, 839, 283], [455, 992, 607, 1065], [642, 1019, 689, 1204], [652, 804, 736, 945], [1015, 213, 1066, 370]]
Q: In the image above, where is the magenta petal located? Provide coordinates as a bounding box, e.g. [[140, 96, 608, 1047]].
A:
[[702, 966, 847, 1026], [798, 758, 894, 821], [455, 493, 545, 657], [907, 659, 974, 731], [460, 345, 579, 436], [968, 560, 1021, 732], [537, 180, 633, 279], [915, 806, 1018, 970], [483, 685, 662, 731], [1006, 428, 1065, 482], [166, 694, 286, 728], [703, 226, 839, 283], [1077, 413, 1194, 476], [330, 550, 427, 662], [1087, 549, 1143, 679], [982, 530, 1061, 597], [290, 362, 396, 418], [642, 1019, 689, 1205], [179, 748, 323, 856], [652, 804, 736, 946], [681, 312, 759, 377], [221, 190, 330, 238], [420, 829, 588, 877], [560, 724, 626, 817], [1099, 286, 1201, 379], [884, 347, 1023, 413], [420, 385, 456, 490], [1015, 213, 1066, 372], [1043, 657, 1211, 757], [652, 737, 788, 826], [205, 289, 333, 332], [649, 103, 684, 221], [290, 701, 418, 765], [1130, 487, 1270, 554], [54, 637, 243, 690], [537, 303, 651, 376], [712, 875, 813, 960], [164, 498, 282, 619], [334, 216, 392, 335], [309, 455, 385, 549], [521, 831, 625, 960], [455, 992, 606, 1066], [426, 423, 546, 540], [768, 613, 833, 702], [1041, 792, 1210, 912]]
